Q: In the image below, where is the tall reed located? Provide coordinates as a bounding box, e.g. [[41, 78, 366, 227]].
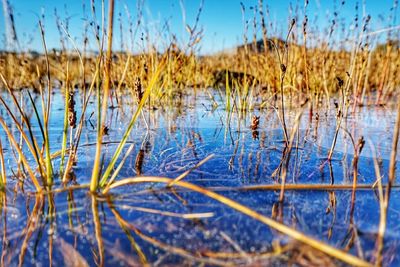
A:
[[38, 21, 54, 186], [91, 0, 115, 192]]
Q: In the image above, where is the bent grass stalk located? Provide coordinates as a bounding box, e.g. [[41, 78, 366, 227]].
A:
[[103, 176, 371, 267], [118, 206, 214, 220], [32, 182, 398, 197]]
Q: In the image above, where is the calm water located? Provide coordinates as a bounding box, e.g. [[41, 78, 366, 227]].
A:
[[0, 89, 399, 266]]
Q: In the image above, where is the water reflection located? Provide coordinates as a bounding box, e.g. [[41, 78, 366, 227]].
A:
[[0, 88, 399, 265]]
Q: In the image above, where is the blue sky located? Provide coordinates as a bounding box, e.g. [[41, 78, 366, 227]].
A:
[[0, 0, 398, 54]]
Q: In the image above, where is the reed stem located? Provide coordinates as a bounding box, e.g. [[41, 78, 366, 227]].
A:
[[91, 0, 115, 192]]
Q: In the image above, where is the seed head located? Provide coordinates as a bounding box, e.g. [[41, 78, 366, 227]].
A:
[[102, 125, 109, 135], [336, 77, 344, 87], [251, 115, 260, 130], [68, 92, 76, 128], [134, 77, 143, 103], [280, 64, 287, 73]]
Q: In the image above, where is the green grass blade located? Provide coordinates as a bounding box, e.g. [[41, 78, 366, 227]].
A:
[[99, 62, 164, 187]]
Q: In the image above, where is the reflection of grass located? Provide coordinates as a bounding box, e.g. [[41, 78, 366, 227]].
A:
[[0, 140, 5, 188], [104, 176, 371, 266], [2, 176, 399, 265]]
